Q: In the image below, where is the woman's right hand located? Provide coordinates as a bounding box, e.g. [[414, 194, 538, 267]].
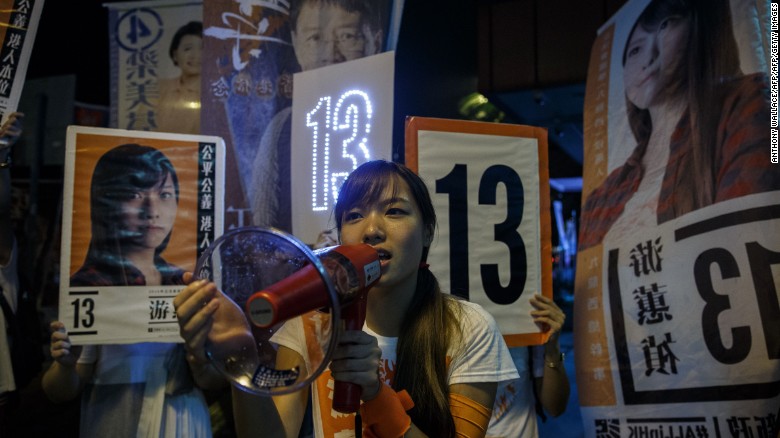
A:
[[0, 112, 24, 145], [329, 330, 383, 402], [174, 272, 256, 367], [173, 272, 221, 364], [49, 321, 81, 368]]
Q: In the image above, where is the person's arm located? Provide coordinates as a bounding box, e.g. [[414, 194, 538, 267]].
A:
[[346, 303, 505, 438], [0, 112, 23, 265], [173, 273, 232, 390], [398, 382, 496, 438], [176, 276, 310, 437], [530, 294, 570, 417], [232, 345, 310, 438], [713, 74, 777, 201], [533, 332, 570, 417], [358, 379, 497, 438], [41, 321, 93, 402]]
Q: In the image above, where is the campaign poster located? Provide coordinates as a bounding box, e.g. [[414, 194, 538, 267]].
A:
[[406, 117, 552, 346], [0, 0, 43, 124], [59, 126, 224, 344], [201, 0, 398, 234], [574, 0, 779, 436], [107, 0, 202, 134]]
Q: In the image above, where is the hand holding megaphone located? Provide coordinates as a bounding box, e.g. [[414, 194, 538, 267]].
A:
[[246, 244, 381, 412], [192, 227, 381, 412], [174, 274, 258, 378]]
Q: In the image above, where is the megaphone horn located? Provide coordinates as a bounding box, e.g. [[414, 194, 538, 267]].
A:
[[246, 244, 381, 329], [245, 243, 381, 413]]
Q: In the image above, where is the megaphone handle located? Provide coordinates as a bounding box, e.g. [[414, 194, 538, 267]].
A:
[[332, 292, 369, 413]]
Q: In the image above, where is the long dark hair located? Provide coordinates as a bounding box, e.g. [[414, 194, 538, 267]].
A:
[[622, 0, 741, 215], [84, 144, 180, 283], [334, 160, 460, 437]]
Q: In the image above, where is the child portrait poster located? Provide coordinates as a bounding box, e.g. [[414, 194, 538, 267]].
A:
[[59, 126, 225, 345]]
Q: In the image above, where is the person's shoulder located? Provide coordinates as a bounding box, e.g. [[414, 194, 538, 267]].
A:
[[156, 77, 183, 99], [449, 298, 499, 332], [451, 297, 484, 313], [157, 76, 179, 89], [445, 298, 518, 381], [716, 73, 770, 144], [725, 72, 768, 93], [718, 73, 769, 109], [157, 257, 185, 285], [70, 265, 113, 287]]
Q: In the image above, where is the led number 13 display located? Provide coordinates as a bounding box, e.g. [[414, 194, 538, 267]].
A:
[[306, 90, 374, 212]]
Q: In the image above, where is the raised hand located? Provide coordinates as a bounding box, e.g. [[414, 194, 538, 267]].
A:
[[173, 273, 221, 363], [49, 320, 82, 368], [529, 294, 565, 335]]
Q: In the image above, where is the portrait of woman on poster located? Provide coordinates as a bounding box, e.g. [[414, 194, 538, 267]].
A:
[[43, 143, 223, 437], [69, 143, 184, 287], [579, 0, 777, 250], [157, 21, 202, 135]]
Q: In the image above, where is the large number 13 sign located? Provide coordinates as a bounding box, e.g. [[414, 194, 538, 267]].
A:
[[406, 117, 552, 346], [306, 90, 374, 212], [436, 163, 527, 304]]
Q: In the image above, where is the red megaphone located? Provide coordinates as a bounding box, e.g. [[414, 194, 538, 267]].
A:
[[245, 244, 381, 413]]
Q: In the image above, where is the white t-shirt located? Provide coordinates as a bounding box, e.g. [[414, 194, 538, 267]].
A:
[[273, 299, 519, 438], [77, 343, 211, 438], [486, 345, 546, 437]]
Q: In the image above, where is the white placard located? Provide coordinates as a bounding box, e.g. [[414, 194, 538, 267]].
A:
[[59, 126, 225, 344], [603, 192, 780, 400], [406, 117, 551, 346], [0, 0, 44, 123], [290, 51, 395, 244]]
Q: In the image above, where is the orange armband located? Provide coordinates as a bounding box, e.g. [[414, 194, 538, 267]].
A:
[[359, 384, 414, 438], [449, 392, 492, 438]]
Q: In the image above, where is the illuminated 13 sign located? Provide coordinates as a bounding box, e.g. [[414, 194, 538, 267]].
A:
[[291, 51, 395, 244], [306, 89, 374, 212]]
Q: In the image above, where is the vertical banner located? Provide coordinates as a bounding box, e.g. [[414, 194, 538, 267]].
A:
[[406, 117, 552, 346], [201, 0, 397, 233], [290, 51, 395, 244], [575, 0, 780, 436], [0, 0, 43, 123], [59, 126, 225, 345], [107, 0, 202, 134]]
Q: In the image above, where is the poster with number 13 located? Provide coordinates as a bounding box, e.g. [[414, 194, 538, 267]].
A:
[[59, 126, 225, 345], [406, 117, 552, 346]]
